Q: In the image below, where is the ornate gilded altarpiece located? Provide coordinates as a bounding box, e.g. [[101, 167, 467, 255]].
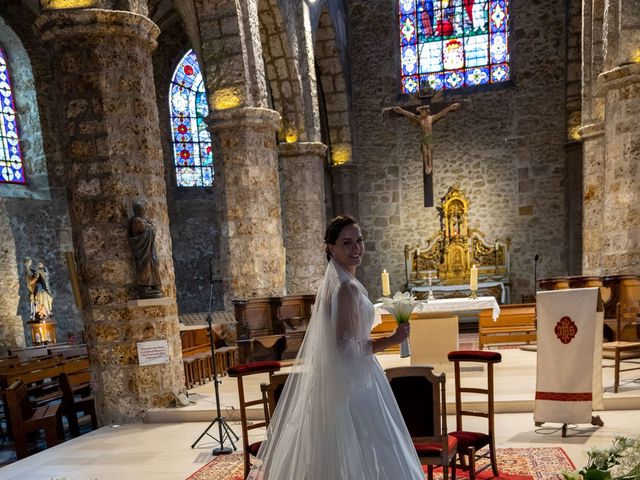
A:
[[404, 186, 510, 302]]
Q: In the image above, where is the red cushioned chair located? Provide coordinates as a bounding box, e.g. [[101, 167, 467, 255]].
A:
[[386, 366, 457, 480], [227, 360, 281, 479], [447, 350, 502, 480]]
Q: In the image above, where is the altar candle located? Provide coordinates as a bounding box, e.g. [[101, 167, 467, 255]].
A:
[[470, 264, 478, 291], [381, 269, 391, 296]]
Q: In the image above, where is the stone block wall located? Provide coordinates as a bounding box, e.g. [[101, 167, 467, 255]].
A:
[[347, 0, 570, 303]]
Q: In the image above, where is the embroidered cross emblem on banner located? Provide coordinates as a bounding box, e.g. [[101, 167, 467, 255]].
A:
[[554, 316, 577, 344]]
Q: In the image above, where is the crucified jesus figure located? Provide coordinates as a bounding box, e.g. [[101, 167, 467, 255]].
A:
[[388, 103, 461, 175]]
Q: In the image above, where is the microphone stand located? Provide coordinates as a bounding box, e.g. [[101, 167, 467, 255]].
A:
[[533, 254, 539, 329], [534, 255, 539, 294], [191, 276, 238, 454]]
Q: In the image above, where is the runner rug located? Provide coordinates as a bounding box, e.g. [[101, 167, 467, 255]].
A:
[[185, 446, 575, 480]]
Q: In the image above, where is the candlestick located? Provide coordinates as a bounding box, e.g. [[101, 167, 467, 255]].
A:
[[427, 271, 435, 301], [470, 264, 478, 299], [381, 269, 391, 296]]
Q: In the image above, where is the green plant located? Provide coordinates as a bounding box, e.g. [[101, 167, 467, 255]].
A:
[[561, 436, 640, 480]]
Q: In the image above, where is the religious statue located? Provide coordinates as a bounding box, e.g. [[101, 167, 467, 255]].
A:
[[128, 200, 163, 299], [23, 257, 53, 319], [387, 103, 461, 175]]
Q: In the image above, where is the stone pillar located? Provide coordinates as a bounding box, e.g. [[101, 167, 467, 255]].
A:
[[329, 163, 359, 219], [597, 63, 640, 273], [209, 107, 285, 305], [0, 202, 26, 353], [36, 10, 185, 424], [579, 123, 605, 275], [579, 0, 606, 275], [594, 0, 640, 273], [278, 142, 327, 294]]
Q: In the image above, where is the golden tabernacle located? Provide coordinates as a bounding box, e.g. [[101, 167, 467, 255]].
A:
[[405, 186, 510, 302]]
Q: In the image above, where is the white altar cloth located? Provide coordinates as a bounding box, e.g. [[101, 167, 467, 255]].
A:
[[374, 297, 499, 367], [534, 287, 604, 425], [374, 296, 500, 326], [411, 281, 508, 303], [374, 296, 500, 329]]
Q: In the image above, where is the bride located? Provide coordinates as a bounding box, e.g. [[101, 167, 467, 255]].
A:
[[249, 215, 424, 479]]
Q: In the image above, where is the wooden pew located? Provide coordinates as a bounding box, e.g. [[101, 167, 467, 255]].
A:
[[180, 324, 238, 388], [478, 303, 536, 349], [5, 380, 62, 459], [59, 368, 97, 437]]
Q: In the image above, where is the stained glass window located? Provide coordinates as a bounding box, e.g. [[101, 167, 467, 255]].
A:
[[0, 46, 25, 185], [169, 49, 213, 187], [399, 0, 510, 93]]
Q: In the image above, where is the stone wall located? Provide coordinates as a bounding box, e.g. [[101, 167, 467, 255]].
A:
[[0, 8, 83, 347], [347, 0, 571, 303], [153, 14, 223, 313]]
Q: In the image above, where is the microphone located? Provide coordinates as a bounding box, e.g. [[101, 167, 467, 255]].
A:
[[534, 255, 539, 293], [534, 254, 539, 262], [209, 257, 215, 284]]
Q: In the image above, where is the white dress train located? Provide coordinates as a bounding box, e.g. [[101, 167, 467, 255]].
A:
[[248, 260, 423, 480]]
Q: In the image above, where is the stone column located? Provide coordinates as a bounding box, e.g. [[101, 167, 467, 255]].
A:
[[278, 142, 327, 294], [36, 10, 185, 424], [579, 124, 605, 275], [209, 107, 285, 305], [0, 202, 26, 353], [597, 63, 640, 273], [595, 0, 640, 273], [579, 0, 606, 275], [329, 163, 359, 219]]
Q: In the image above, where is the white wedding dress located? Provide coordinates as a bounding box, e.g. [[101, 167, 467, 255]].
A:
[[249, 260, 424, 480]]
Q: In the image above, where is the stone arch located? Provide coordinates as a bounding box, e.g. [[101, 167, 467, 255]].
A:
[[314, 4, 352, 166], [257, 0, 307, 142], [0, 16, 49, 200]]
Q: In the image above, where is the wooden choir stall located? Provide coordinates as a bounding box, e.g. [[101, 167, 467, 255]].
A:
[[233, 295, 316, 364]]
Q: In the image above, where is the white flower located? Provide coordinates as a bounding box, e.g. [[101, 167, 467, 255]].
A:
[[378, 291, 419, 324]]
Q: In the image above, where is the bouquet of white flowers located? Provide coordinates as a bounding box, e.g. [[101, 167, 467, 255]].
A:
[[378, 291, 419, 357], [561, 436, 640, 480]]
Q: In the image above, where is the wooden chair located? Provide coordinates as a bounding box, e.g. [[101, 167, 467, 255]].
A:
[[603, 303, 640, 393], [59, 370, 97, 437], [5, 380, 62, 459], [447, 350, 502, 479], [227, 360, 281, 479], [260, 372, 290, 425], [385, 366, 457, 480]]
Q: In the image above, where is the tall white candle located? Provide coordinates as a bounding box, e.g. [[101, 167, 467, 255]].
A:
[[381, 269, 391, 296], [470, 264, 478, 291]]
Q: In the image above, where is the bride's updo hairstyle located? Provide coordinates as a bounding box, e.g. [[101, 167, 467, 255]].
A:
[[324, 215, 359, 261]]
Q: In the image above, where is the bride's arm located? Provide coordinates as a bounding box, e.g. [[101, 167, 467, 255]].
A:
[[370, 323, 410, 354], [333, 282, 365, 353], [334, 282, 410, 355]]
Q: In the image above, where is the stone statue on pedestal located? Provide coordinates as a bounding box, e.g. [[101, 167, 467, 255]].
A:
[[128, 200, 163, 299], [23, 257, 53, 319]]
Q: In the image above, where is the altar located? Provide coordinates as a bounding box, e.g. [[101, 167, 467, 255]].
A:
[[376, 297, 500, 367], [411, 281, 507, 303], [404, 187, 511, 304]]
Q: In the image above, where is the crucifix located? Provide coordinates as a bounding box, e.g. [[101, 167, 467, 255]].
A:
[[384, 96, 462, 207]]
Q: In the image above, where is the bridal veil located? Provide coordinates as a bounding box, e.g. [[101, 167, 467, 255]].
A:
[[248, 259, 423, 480]]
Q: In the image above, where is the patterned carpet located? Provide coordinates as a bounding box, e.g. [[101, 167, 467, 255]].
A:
[[185, 447, 575, 480]]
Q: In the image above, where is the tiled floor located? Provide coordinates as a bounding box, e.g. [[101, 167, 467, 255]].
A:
[[1, 340, 639, 479]]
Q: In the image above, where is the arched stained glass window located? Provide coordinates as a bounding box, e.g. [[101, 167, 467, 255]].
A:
[[0, 46, 25, 185], [169, 49, 213, 187], [399, 0, 510, 93]]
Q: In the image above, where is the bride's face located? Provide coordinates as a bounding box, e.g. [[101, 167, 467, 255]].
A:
[[329, 224, 364, 273]]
